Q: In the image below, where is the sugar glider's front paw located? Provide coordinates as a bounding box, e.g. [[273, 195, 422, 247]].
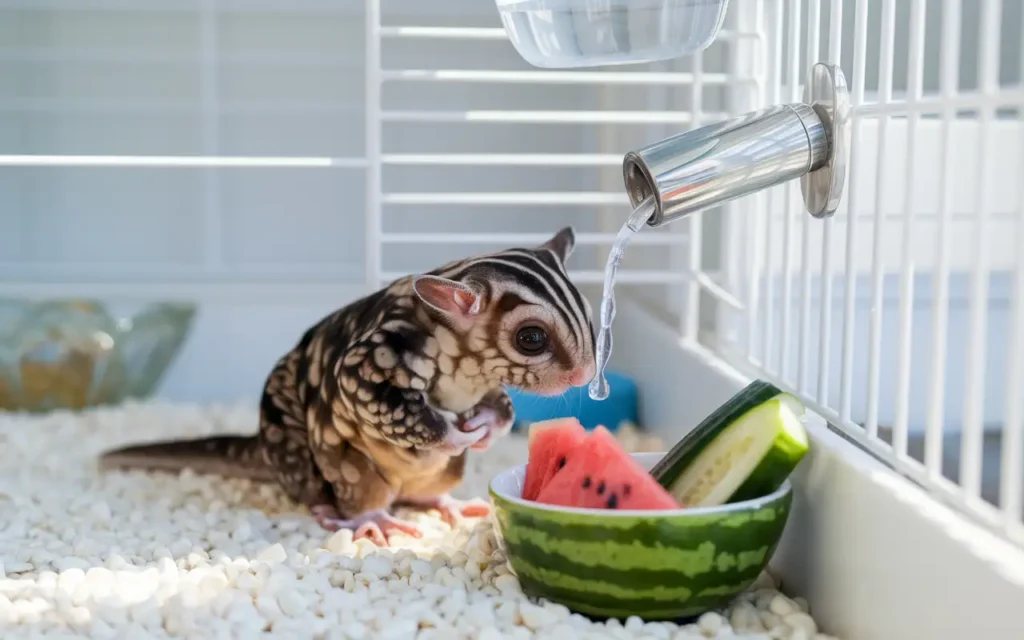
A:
[[458, 389, 515, 451]]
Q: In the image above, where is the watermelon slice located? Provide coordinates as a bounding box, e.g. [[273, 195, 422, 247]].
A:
[[522, 418, 586, 501], [535, 426, 681, 510]]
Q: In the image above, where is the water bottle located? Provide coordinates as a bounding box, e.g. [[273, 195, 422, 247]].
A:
[[494, 0, 729, 69]]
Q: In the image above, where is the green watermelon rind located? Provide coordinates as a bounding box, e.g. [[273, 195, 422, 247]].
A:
[[489, 478, 792, 620], [649, 380, 809, 507], [648, 379, 780, 482]]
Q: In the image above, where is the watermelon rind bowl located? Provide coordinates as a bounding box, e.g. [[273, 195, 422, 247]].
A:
[[488, 452, 793, 621]]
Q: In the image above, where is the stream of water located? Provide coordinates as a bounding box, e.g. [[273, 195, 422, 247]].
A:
[[588, 196, 657, 401]]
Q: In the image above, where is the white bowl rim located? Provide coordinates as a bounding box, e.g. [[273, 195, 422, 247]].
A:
[[488, 451, 792, 517]]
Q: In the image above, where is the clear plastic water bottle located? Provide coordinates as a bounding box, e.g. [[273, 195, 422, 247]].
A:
[[495, 0, 729, 69]]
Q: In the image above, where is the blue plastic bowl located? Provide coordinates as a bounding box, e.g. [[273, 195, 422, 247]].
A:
[[505, 370, 639, 431]]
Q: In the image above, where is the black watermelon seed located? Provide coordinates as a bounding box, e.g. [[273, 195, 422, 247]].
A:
[[581, 476, 592, 488], [623, 484, 632, 497], [596, 481, 606, 495], [606, 493, 619, 509], [556, 457, 566, 470]]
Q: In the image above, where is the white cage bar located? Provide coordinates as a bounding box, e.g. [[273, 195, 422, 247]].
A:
[[719, 0, 1024, 546]]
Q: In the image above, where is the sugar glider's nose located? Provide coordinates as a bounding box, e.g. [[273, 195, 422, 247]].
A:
[[569, 365, 595, 387]]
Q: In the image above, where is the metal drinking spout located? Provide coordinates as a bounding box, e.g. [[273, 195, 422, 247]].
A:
[[623, 63, 852, 228]]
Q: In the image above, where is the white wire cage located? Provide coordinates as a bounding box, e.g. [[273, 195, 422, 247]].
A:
[[716, 0, 1024, 551], [1, 0, 1023, 557]]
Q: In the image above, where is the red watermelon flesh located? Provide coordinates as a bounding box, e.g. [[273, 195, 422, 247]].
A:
[[521, 418, 586, 501], [535, 426, 682, 510]]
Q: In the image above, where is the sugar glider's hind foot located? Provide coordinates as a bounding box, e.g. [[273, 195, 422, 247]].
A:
[[313, 506, 424, 546], [396, 494, 491, 527], [98, 435, 275, 482]]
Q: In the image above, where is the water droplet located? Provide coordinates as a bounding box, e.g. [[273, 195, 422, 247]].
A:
[[588, 196, 656, 401]]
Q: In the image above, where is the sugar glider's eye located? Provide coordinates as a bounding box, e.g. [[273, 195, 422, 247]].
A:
[[515, 325, 548, 355]]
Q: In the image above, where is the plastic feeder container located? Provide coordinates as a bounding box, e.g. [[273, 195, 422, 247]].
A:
[[506, 370, 639, 431]]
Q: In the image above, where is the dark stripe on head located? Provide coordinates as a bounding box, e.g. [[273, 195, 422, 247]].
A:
[[450, 258, 581, 350], [487, 258, 579, 339], [497, 291, 530, 314], [532, 246, 565, 272], [514, 248, 591, 336], [491, 251, 588, 350]]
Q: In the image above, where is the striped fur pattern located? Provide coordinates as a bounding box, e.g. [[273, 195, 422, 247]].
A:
[[100, 227, 596, 529]]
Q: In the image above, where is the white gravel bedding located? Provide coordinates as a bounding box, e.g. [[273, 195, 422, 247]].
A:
[[0, 402, 839, 639]]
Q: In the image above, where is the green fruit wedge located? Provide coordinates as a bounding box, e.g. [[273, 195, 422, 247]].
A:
[[651, 380, 810, 507]]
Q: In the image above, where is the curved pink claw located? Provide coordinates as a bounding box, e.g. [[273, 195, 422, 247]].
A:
[[312, 505, 424, 545], [459, 406, 514, 452]]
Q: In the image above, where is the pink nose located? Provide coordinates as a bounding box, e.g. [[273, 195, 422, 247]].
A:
[[569, 367, 593, 387]]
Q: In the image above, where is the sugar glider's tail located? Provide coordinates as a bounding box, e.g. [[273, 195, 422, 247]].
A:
[[98, 435, 276, 482]]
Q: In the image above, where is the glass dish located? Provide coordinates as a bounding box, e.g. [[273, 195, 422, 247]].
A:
[[0, 299, 196, 412]]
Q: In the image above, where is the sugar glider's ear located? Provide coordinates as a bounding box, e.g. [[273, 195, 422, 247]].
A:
[[412, 275, 484, 329], [540, 226, 576, 265]]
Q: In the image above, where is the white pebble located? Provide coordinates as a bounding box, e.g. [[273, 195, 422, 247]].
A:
[[477, 627, 505, 640], [440, 590, 468, 619], [729, 602, 766, 633], [507, 628, 533, 640], [327, 529, 356, 554], [0, 406, 838, 640], [56, 556, 90, 572], [361, 554, 394, 579], [754, 589, 778, 611], [760, 611, 783, 630], [568, 614, 591, 629], [520, 601, 558, 630], [256, 543, 287, 565], [495, 600, 519, 625], [277, 589, 309, 617], [643, 622, 672, 639], [379, 618, 418, 638], [58, 568, 86, 593], [67, 605, 92, 630], [752, 572, 778, 590], [343, 621, 368, 639], [785, 612, 819, 636], [697, 612, 726, 636], [4, 562, 31, 574], [466, 601, 497, 627], [769, 594, 797, 617], [494, 574, 521, 596]]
